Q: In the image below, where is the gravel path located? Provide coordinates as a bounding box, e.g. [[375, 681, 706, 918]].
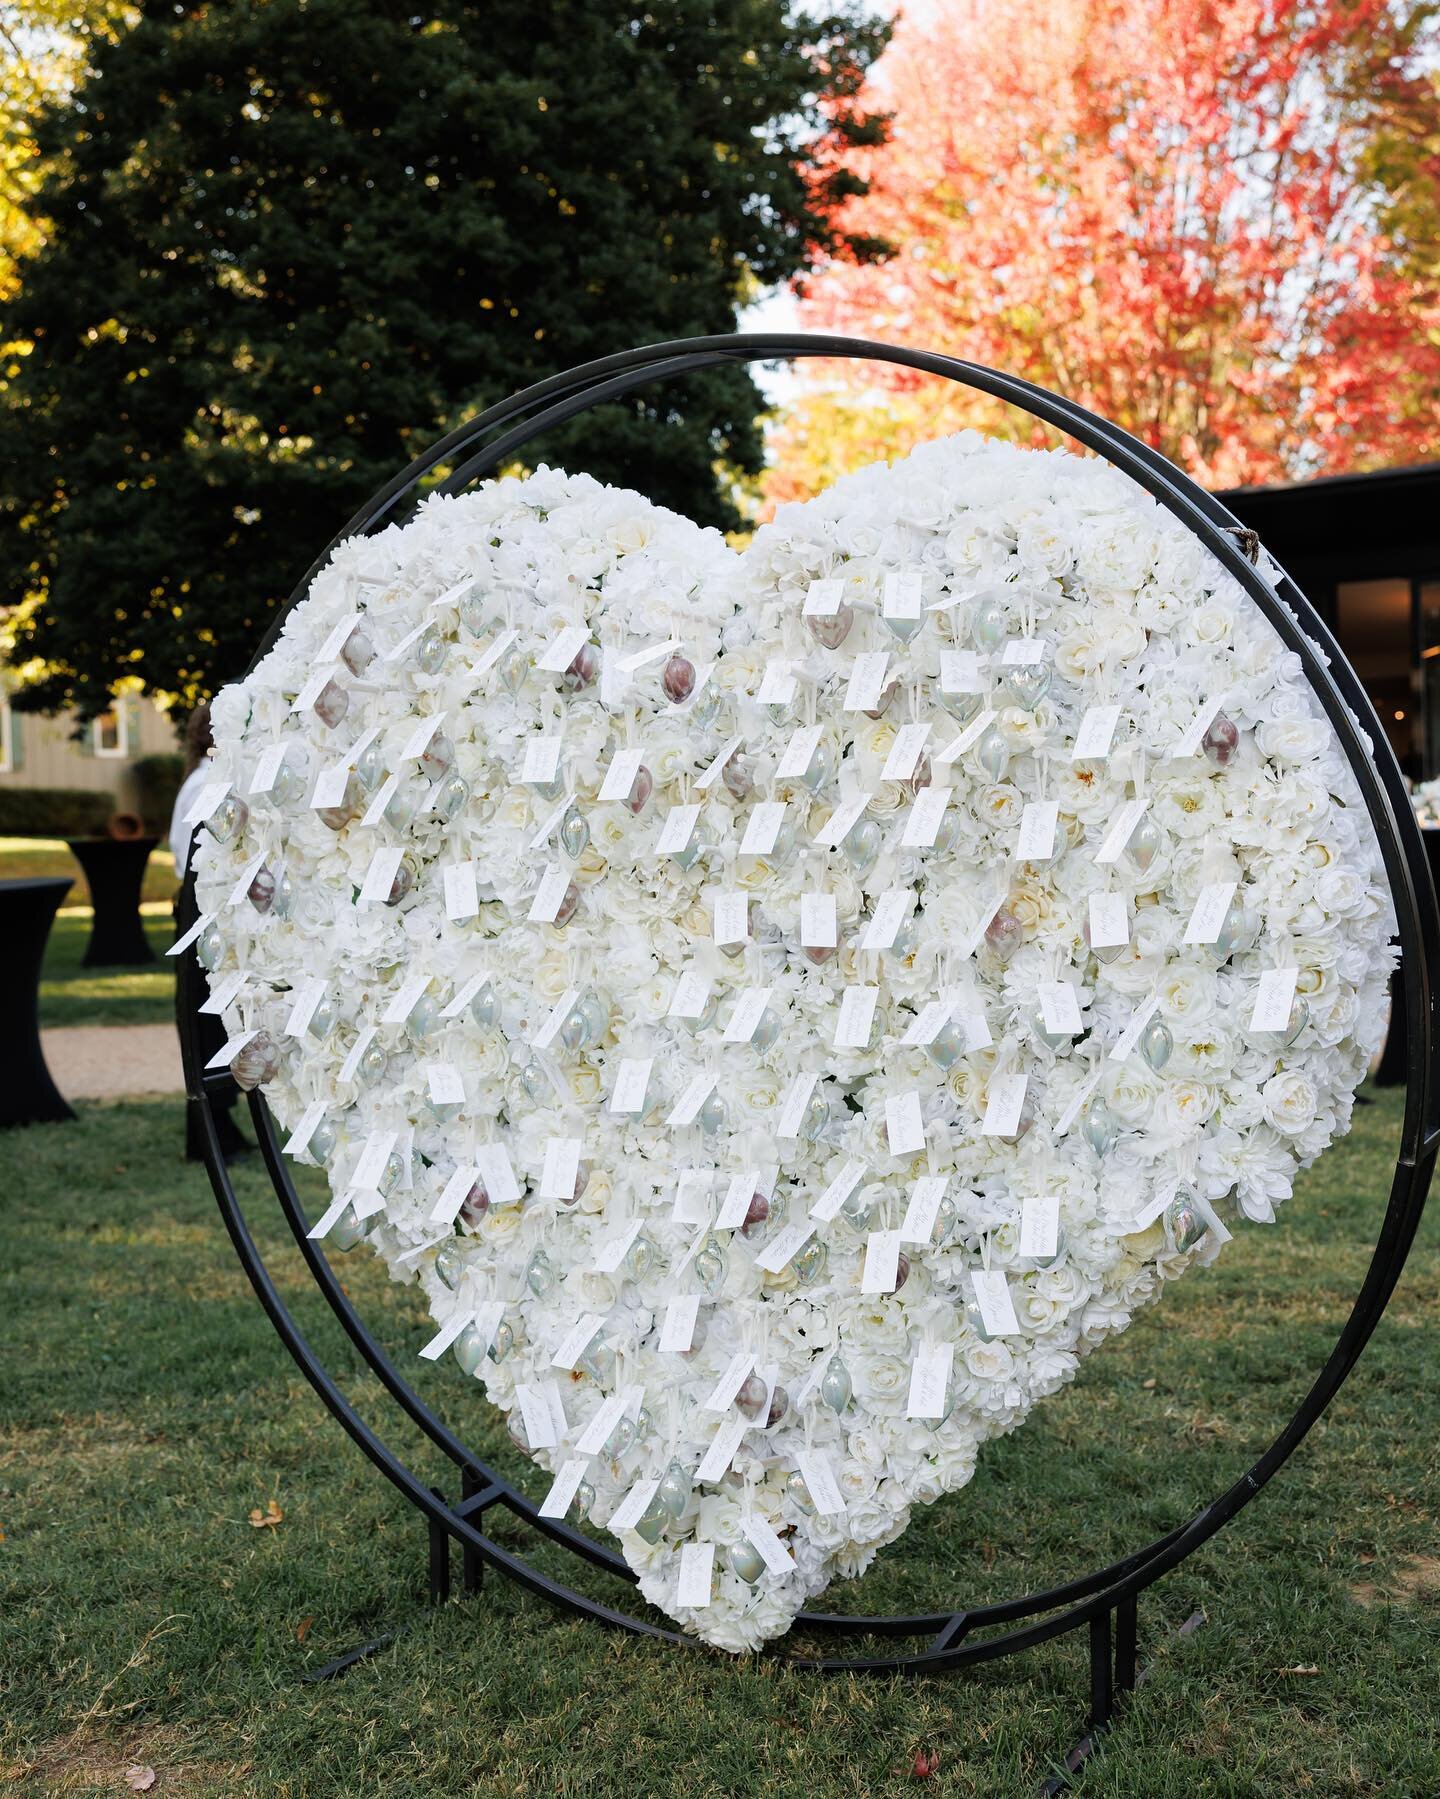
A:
[[42, 1024, 183, 1100]]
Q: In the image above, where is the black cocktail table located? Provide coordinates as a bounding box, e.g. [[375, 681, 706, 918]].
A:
[[66, 835, 159, 967], [0, 876, 74, 1128]]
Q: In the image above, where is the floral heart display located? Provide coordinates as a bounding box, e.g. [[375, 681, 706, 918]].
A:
[[189, 433, 1395, 1652]]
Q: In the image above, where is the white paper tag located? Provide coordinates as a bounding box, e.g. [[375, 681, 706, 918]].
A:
[[843, 652, 890, 713], [1072, 704, 1123, 761], [676, 1541, 715, 1607], [704, 1351, 755, 1413], [609, 1057, 654, 1115], [225, 851, 267, 910], [292, 664, 337, 711], [862, 890, 911, 951], [900, 1174, 948, 1243], [357, 846, 404, 910], [399, 711, 445, 763], [883, 570, 924, 620], [672, 1177, 711, 1232], [1169, 697, 1226, 759], [419, 1310, 474, 1361], [970, 1269, 1021, 1336], [1037, 980, 1083, 1036], [184, 777, 233, 828], [430, 1164, 479, 1225], [534, 986, 582, 1052], [982, 1072, 1029, 1137], [776, 1071, 820, 1139], [1054, 1069, 1103, 1138], [472, 626, 519, 677], [659, 1293, 702, 1352], [712, 892, 748, 949], [576, 1393, 630, 1457], [834, 986, 879, 1049], [934, 709, 997, 765], [538, 1137, 583, 1201], [939, 650, 986, 694], [695, 735, 743, 790], [793, 1450, 846, 1517], [862, 1229, 903, 1294], [521, 735, 564, 785], [741, 1511, 795, 1575], [473, 1141, 521, 1207], [358, 772, 399, 828], [885, 1091, 926, 1157], [800, 892, 837, 948], [513, 1383, 560, 1450], [815, 791, 870, 849], [539, 1459, 590, 1520], [667, 968, 713, 1020], [1095, 798, 1147, 865], [803, 577, 844, 617], [755, 1220, 813, 1274], [527, 864, 572, 925], [1019, 1194, 1061, 1259], [442, 970, 492, 1019], [620, 637, 680, 673], [167, 911, 216, 957], [1184, 881, 1238, 946], [696, 1415, 749, 1483], [529, 794, 573, 850], [381, 974, 429, 1026], [200, 970, 245, 1018], [379, 621, 428, 666], [656, 804, 701, 855], [722, 987, 773, 1045], [902, 786, 950, 849], [337, 1026, 376, 1084], [777, 724, 824, 780], [1016, 800, 1059, 862], [810, 1158, 866, 1222], [550, 1312, 608, 1371], [756, 662, 797, 706], [907, 1341, 954, 1419], [599, 746, 645, 804], [316, 612, 361, 663], [248, 742, 289, 797], [715, 1173, 757, 1232], [305, 1192, 355, 1241], [739, 801, 785, 857], [426, 1064, 465, 1108], [205, 1028, 257, 1071], [882, 722, 931, 782], [668, 1072, 716, 1130], [1002, 636, 1046, 665], [537, 624, 590, 673], [1250, 966, 1300, 1032], [282, 1100, 327, 1157], [1110, 993, 1162, 1061], [1088, 890, 1130, 950], [441, 862, 478, 921]]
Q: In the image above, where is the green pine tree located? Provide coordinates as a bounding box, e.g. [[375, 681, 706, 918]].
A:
[[0, 0, 889, 717]]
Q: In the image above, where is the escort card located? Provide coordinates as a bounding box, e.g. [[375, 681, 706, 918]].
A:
[[742, 1510, 795, 1575], [513, 1383, 560, 1450], [776, 1071, 820, 1139], [885, 1091, 926, 1157], [939, 650, 985, 694], [576, 1392, 631, 1457], [1184, 881, 1239, 946], [834, 986, 879, 1049], [800, 892, 837, 948], [539, 1459, 590, 1520], [1095, 797, 1147, 865], [306, 1192, 355, 1241], [419, 1311, 475, 1361], [536, 624, 590, 672], [723, 987, 773, 1044], [862, 890, 911, 950], [756, 662, 797, 706], [884, 570, 924, 620], [712, 892, 748, 949], [248, 741, 288, 796], [527, 864, 571, 924], [696, 735, 743, 789], [473, 1141, 521, 1206], [200, 971, 246, 1018], [357, 846, 405, 909], [538, 1136, 583, 1201], [534, 986, 582, 1052], [521, 735, 564, 785], [316, 612, 361, 663], [667, 968, 712, 1020], [1250, 966, 1300, 1032], [292, 665, 336, 711], [1037, 980, 1084, 1036], [907, 1341, 954, 1419], [777, 724, 824, 779], [756, 1221, 814, 1274], [379, 621, 428, 665], [550, 1312, 608, 1371], [656, 804, 701, 855], [426, 1064, 465, 1108], [1002, 637, 1046, 665], [1072, 704, 1123, 761], [529, 794, 573, 850], [399, 711, 445, 762], [619, 637, 680, 672], [844, 652, 890, 712], [1020, 1194, 1061, 1259], [704, 1351, 755, 1412], [204, 1028, 256, 1072], [1168, 696, 1226, 759], [676, 1541, 716, 1607], [166, 911, 216, 957], [715, 1173, 758, 1231], [472, 626, 519, 677], [810, 1158, 866, 1222], [225, 851, 267, 910], [882, 722, 931, 783], [598, 746, 645, 804], [861, 1230, 903, 1294], [696, 1414, 749, 1483], [793, 1450, 846, 1517], [442, 862, 478, 921], [431, 1164, 480, 1225], [1016, 800, 1059, 862], [659, 1293, 702, 1352], [381, 974, 430, 1026], [668, 1073, 715, 1129], [934, 709, 997, 765], [981, 1072, 1029, 1137], [803, 577, 844, 617], [1110, 993, 1161, 1061], [815, 792, 870, 849], [1088, 889, 1130, 949], [609, 1057, 654, 1114], [970, 1269, 1020, 1336], [902, 785, 950, 848], [740, 801, 786, 857], [441, 970, 492, 1018], [900, 1174, 949, 1243], [1054, 1069, 1103, 1138], [337, 1026, 376, 1084], [282, 1101, 327, 1157]]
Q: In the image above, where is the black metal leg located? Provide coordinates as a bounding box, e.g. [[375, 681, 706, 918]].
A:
[[1115, 1593, 1138, 1695], [460, 1468, 484, 1595], [1088, 1609, 1114, 1731], [428, 1489, 451, 1606]]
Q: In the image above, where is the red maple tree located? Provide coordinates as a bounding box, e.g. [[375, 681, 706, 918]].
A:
[[769, 0, 1440, 502]]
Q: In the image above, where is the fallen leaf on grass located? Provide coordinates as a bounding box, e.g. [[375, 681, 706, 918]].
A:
[[1277, 1665, 1320, 1676], [912, 1749, 941, 1778], [248, 1500, 283, 1529], [295, 1617, 313, 1643], [1141, 1378, 1156, 1390], [125, 1768, 156, 1791]]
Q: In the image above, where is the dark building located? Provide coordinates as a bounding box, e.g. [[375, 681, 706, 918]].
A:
[[1223, 464, 1440, 782]]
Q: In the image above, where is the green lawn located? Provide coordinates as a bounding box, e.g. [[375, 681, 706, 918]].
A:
[[0, 836, 180, 911], [2, 1092, 1436, 1796], [38, 911, 178, 1029]]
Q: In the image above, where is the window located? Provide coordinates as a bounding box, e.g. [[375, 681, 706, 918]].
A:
[[92, 706, 129, 758]]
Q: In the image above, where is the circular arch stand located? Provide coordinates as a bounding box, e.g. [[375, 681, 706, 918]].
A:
[[182, 335, 1440, 1786]]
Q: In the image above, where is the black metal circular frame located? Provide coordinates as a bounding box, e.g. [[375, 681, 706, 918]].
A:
[[181, 334, 1439, 1724]]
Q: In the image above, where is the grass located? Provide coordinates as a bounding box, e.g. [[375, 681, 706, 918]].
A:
[[38, 911, 178, 1029], [1, 1090, 1436, 1796], [0, 836, 180, 911]]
